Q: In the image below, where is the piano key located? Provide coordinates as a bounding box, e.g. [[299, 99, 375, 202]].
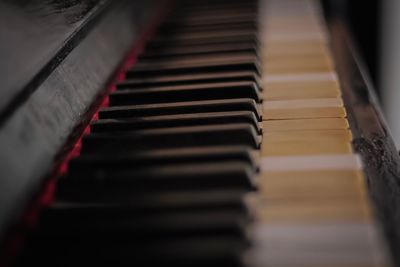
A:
[[140, 51, 260, 66], [133, 53, 258, 70], [139, 49, 259, 64], [260, 154, 363, 172], [81, 124, 261, 153], [165, 11, 258, 22], [262, 71, 338, 83], [68, 146, 258, 172], [21, 237, 248, 267], [261, 141, 352, 156], [263, 129, 353, 143], [173, 1, 257, 14], [146, 35, 259, 50], [263, 106, 346, 120], [263, 98, 346, 119], [264, 98, 344, 108], [139, 42, 259, 60], [263, 55, 334, 74], [160, 13, 258, 28], [155, 22, 258, 38], [62, 160, 257, 185], [171, 4, 257, 16], [127, 54, 261, 77], [257, 199, 372, 223], [98, 98, 262, 121], [263, 40, 329, 56], [53, 189, 250, 212], [264, 49, 330, 60], [109, 82, 262, 105], [91, 112, 261, 134], [56, 182, 251, 205], [117, 71, 261, 89], [56, 161, 257, 197], [259, 170, 366, 200], [262, 118, 349, 131], [37, 209, 250, 241], [250, 223, 388, 267], [263, 79, 340, 100], [152, 29, 258, 43]]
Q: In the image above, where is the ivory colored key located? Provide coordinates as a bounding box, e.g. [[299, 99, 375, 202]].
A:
[[263, 98, 346, 119], [251, 223, 390, 267], [263, 105, 346, 120], [263, 72, 338, 83], [263, 79, 341, 100], [263, 55, 334, 74], [263, 53, 333, 68], [263, 52, 332, 63], [259, 170, 366, 200], [262, 118, 349, 131], [260, 155, 363, 172], [262, 31, 326, 43], [263, 24, 325, 34], [256, 0, 392, 265], [263, 129, 353, 143], [263, 40, 329, 50], [261, 140, 352, 156], [257, 198, 372, 223]]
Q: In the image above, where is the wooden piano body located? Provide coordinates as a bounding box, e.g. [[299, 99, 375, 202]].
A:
[[0, 0, 399, 266]]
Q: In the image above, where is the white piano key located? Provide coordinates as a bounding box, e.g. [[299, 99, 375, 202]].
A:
[[247, 222, 390, 267], [262, 72, 338, 83], [264, 98, 343, 110], [260, 154, 363, 172]]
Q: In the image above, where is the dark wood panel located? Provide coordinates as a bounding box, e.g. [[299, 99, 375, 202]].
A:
[[328, 18, 400, 265], [0, 0, 164, 242], [0, 0, 109, 120]]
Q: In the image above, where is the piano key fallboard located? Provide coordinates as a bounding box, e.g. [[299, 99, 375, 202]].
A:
[[4, 0, 395, 266]]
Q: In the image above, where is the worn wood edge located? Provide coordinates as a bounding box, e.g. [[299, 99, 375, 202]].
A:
[[327, 17, 400, 265]]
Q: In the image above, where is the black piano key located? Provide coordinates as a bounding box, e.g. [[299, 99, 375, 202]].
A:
[[127, 53, 260, 77], [68, 145, 258, 173], [161, 13, 258, 28], [173, 1, 257, 13], [37, 208, 249, 240], [117, 71, 261, 89], [98, 98, 262, 121], [170, 12, 257, 22], [146, 35, 259, 51], [20, 237, 247, 267], [156, 22, 258, 38], [56, 166, 257, 203], [53, 189, 250, 212], [91, 111, 261, 133], [133, 53, 258, 67], [56, 182, 250, 205], [139, 42, 259, 60], [171, 7, 257, 20], [81, 124, 261, 153], [151, 29, 258, 44], [56, 161, 257, 198], [136, 52, 260, 68], [109, 82, 262, 105]]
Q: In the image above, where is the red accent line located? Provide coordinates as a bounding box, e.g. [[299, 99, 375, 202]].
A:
[[42, 0, 171, 203], [0, 1, 171, 266]]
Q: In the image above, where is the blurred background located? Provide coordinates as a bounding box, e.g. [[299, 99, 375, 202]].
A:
[[324, 0, 400, 148]]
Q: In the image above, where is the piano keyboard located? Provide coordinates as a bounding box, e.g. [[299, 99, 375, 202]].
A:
[[14, 0, 392, 266]]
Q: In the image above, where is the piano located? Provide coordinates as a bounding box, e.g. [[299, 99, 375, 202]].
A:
[[0, 0, 399, 266]]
